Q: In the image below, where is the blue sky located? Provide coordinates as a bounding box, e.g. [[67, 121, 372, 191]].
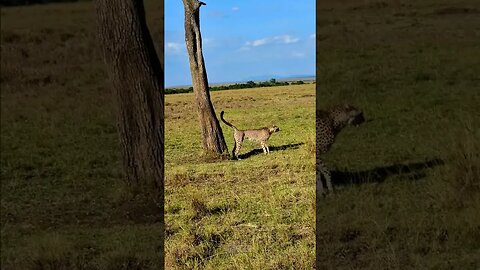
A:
[[165, 0, 315, 87]]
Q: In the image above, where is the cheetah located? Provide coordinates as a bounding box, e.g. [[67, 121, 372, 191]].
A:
[[220, 111, 280, 160], [317, 104, 365, 194]]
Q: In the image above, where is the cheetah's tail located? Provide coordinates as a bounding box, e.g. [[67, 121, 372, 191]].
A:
[[220, 111, 236, 129]]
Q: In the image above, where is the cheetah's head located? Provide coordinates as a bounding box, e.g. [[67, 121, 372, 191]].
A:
[[344, 105, 365, 127], [269, 125, 280, 133], [331, 104, 365, 129]]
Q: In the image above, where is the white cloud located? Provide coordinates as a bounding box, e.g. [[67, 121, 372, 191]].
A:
[[243, 34, 299, 49], [252, 38, 269, 47], [244, 38, 268, 47], [166, 42, 183, 54], [310, 33, 315, 39], [273, 35, 299, 44], [203, 38, 212, 45], [232, 6, 240, 12]]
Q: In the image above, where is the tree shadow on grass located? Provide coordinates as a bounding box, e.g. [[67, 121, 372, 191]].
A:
[[329, 158, 444, 186], [237, 142, 304, 160]]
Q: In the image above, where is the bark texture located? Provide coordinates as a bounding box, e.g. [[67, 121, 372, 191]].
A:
[[183, 0, 228, 155], [95, 0, 164, 205]]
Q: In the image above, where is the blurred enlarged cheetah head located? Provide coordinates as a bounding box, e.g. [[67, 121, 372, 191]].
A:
[[346, 106, 365, 127], [269, 125, 280, 133], [332, 104, 365, 128]]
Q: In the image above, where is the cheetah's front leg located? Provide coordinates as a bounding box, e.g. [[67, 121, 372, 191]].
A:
[[233, 141, 242, 160], [317, 158, 333, 194], [261, 142, 268, 154]]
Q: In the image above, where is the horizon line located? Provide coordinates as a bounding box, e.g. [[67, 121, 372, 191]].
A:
[[166, 75, 316, 89]]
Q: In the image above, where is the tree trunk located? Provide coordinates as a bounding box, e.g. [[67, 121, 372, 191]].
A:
[[182, 0, 228, 155], [95, 0, 164, 206]]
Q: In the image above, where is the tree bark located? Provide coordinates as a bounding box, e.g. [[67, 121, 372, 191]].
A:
[[94, 0, 164, 206], [182, 0, 228, 155]]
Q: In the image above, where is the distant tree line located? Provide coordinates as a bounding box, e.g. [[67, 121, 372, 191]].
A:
[[0, 0, 88, 6], [166, 79, 308, 95]]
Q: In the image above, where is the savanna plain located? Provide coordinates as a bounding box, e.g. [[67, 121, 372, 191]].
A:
[[1, 0, 316, 269], [164, 85, 316, 269], [316, 0, 479, 269]]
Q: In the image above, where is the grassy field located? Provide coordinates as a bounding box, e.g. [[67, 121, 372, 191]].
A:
[[1, 1, 167, 269], [316, 0, 480, 269], [164, 85, 316, 268]]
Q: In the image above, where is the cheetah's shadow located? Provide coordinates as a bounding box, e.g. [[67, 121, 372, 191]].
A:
[[237, 142, 304, 160], [329, 158, 444, 186]]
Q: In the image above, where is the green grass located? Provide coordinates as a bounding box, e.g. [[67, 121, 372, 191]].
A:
[[316, 0, 480, 268], [164, 85, 316, 269], [1, 1, 165, 269]]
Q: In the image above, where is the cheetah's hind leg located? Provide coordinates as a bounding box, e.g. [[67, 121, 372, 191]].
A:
[[317, 158, 333, 195], [232, 142, 238, 160], [233, 141, 242, 160], [316, 158, 325, 195]]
